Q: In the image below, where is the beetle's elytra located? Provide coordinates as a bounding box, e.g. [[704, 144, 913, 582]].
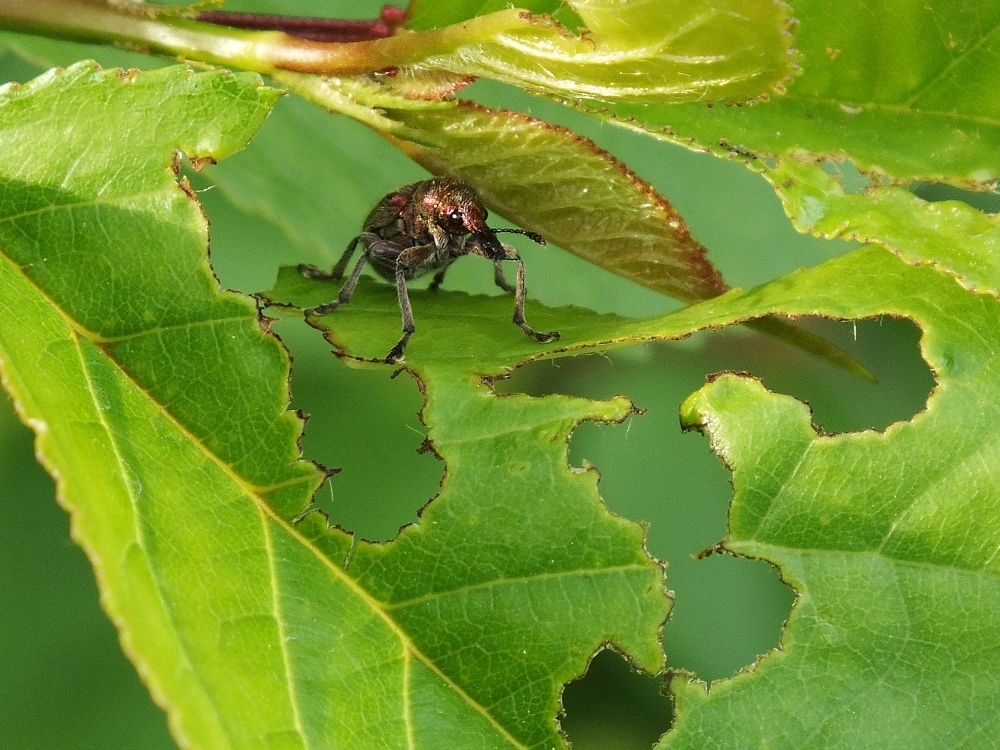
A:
[[298, 176, 559, 363]]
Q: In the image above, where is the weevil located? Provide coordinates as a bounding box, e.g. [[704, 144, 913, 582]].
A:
[[299, 176, 560, 363]]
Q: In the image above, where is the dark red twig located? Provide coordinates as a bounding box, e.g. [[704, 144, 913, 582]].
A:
[[196, 4, 407, 43]]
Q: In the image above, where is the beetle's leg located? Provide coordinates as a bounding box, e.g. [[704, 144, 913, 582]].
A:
[[299, 235, 363, 280], [512, 258, 559, 343], [305, 251, 368, 316], [336, 233, 382, 278], [501, 245, 559, 344], [429, 267, 448, 292], [385, 265, 414, 363], [492, 261, 515, 293], [384, 243, 438, 363]]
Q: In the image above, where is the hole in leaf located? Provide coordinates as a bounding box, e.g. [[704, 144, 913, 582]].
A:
[[192, 159, 443, 543], [910, 181, 1000, 214], [185, 168, 316, 295], [560, 650, 673, 749], [501, 317, 933, 679], [821, 159, 872, 194], [665, 553, 794, 681], [503, 315, 933, 434], [276, 318, 444, 542]]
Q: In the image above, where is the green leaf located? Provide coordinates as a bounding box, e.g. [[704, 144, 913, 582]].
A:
[[261, 224, 999, 747], [765, 158, 1000, 299], [0, 61, 318, 746], [661, 245, 1000, 747], [404, 0, 797, 103], [608, 0, 1000, 182], [645, 158, 1000, 747], [0, 62, 669, 749]]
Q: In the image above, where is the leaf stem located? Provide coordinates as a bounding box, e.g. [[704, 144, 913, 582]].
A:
[[0, 0, 535, 76]]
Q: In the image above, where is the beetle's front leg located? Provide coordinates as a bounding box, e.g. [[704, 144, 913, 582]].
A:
[[492, 261, 515, 293], [304, 234, 401, 318], [500, 245, 559, 344], [302, 233, 377, 316], [385, 265, 415, 364], [382, 243, 438, 363]]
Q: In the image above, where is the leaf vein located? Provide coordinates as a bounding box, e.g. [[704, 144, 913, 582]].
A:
[[70, 327, 234, 750], [261, 515, 310, 750], [384, 563, 654, 610]]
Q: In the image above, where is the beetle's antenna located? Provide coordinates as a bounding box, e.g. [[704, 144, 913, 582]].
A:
[[494, 228, 546, 246]]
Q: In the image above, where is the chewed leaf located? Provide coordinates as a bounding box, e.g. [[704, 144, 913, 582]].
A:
[[663, 246, 1000, 748], [385, 101, 730, 304], [269, 238, 996, 747], [405, 0, 797, 103], [0, 62, 669, 749], [0, 62, 317, 746], [765, 159, 1000, 299]]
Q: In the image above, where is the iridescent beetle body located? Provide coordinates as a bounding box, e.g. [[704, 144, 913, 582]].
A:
[[299, 177, 559, 363]]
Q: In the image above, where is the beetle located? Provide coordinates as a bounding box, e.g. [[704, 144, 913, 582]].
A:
[[298, 176, 560, 363]]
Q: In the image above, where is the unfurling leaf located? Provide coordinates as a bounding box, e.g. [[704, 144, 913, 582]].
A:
[[387, 101, 729, 304], [406, 0, 798, 103]]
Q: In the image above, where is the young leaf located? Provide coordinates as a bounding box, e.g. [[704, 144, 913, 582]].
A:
[[0, 0, 794, 103], [0, 62, 669, 749], [608, 0, 1000, 183], [405, 0, 798, 103], [384, 100, 730, 304]]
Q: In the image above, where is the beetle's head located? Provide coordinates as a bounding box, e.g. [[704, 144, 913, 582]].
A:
[[422, 177, 546, 260]]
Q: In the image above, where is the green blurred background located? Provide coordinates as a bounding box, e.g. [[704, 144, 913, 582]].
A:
[[0, 3, 938, 747]]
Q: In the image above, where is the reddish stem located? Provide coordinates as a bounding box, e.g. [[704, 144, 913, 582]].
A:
[[196, 4, 407, 43]]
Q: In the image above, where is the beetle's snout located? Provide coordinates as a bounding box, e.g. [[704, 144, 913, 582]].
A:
[[474, 229, 507, 261]]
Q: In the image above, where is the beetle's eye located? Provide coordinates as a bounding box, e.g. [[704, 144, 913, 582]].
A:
[[444, 208, 465, 231]]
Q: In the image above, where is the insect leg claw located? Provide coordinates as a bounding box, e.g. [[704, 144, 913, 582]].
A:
[[385, 331, 412, 363], [535, 330, 560, 344], [298, 263, 338, 280], [305, 301, 341, 316]]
